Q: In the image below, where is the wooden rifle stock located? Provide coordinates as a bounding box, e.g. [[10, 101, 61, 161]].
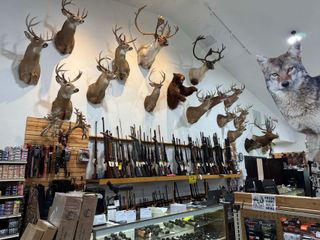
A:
[[92, 121, 98, 179]]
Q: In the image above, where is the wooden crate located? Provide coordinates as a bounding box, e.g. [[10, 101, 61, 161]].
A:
[[24, 117, 89, 187]]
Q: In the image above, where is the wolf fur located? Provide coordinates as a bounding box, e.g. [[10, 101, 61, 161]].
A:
[[257, 42, 320, 162]]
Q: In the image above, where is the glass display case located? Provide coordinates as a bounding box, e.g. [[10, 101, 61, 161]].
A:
[[92, 205, 225, 240]]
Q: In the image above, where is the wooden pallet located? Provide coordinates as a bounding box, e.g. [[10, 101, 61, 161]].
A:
[[24, 117, 89, 187]]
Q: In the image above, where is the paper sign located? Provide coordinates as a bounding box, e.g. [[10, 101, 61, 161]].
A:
[[252, 193, 276, 212], [188, 175, 197, 184], [126, 210, 136, 223], [115, 210, 127, 222], [140, 207, 152, 219]]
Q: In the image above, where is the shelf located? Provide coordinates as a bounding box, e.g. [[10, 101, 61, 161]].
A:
[[0, 196, 24, 200], [0, 234, 19, 240], [0, 214, 21, 220], [86, 173, 242, 185], [0, 179, 25, 182], [0, 161, 27, 165]]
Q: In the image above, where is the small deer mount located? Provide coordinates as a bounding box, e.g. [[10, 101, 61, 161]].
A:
[[19, 15, 53, 85], [144, 69, 166, 112], [186, 86, 231, 124], [87, 52, 116, 104], [234, 105, 252, 129], [245, 118, 279, 153], [54, 0, 88, 55], [51, 63, 82, 120], [227, 121, 248, 143], [223, 83, 245, 109], [167, 73, 197, 110], [189, 35, 226, 85], [134, 5, 179, 70], [217, 106, 238, 128], [111, 25, 136, 81], [41, 108, 89, 147]]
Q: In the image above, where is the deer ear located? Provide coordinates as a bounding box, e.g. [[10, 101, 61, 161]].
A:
[[61, 9, 69, 17], [288, 41, 301, 58], [24, 31, 32, 40], [256, 55, 268, 67]]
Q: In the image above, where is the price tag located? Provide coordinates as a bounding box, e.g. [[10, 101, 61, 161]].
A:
[[252, 193, 276, 212], [188, 175, 197, 184], [118, 163, 122, 171], [115, 210, 127, 222], [126, 210, 136, 223], [140, 207, 152, 219]]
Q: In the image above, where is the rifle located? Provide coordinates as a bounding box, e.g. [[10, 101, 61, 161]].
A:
[[207, 137, 220, 174], [138, 126, 148, 177], [172, 135, 182, 175], [125, 137, 135, 178], [213, 133, 227, 174], [153, 129, 165, 176], [162, 137, 172, 175], [200, 132, 212, 175], [178, 139, 187, 175], [130, 126, 143, 177], [92, 121, 98, 179], [188, 136, 198, 175], [110, 135, 121, 178], [184, 142, 191, 175], [102, 118, 113, 178], [195, 139, 205, 175], [116, 126, 125, 177], [158, 126, 168, 175], [225, 138, 236, 173]]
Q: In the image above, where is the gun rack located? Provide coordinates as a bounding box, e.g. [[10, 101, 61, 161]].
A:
[[86, 173, 242, 185]]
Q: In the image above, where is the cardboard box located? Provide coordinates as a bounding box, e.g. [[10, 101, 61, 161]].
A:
[[37, 219, 57, 240], [21, 223, 44, 240], [74, 193, 98, 240], [48, 193, 82, 240]]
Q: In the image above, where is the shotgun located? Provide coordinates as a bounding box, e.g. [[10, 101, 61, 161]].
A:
[[91, 121, 98, 179]]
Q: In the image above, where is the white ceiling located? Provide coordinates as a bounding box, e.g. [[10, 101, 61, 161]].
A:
[[118, 0, 320, 115]]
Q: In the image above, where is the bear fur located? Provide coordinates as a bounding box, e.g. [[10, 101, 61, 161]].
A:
[[167, 73, 197, 109]]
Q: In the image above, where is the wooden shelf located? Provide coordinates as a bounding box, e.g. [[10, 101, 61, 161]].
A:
[[0, 234, 19, 240], [0, 179, 25, 182], [0, 196, 24, 200], [0, 161, 27, 164], [86, 173, 242, 185], [0, 214, 21, 220]]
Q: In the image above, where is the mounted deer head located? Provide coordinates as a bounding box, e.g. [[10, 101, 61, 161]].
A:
[[54, 0, 88, 54], [51, 63, 82, 120], [227, 121, 247, 143], [134, 5, 179, 70], [18, 15, 53, 85], [111, 25, 136, 81], [144, 69, 166, 112], [223, 83, 245, 108], [217, 106, 238, 128], [234, 105, 252, 129], [245, 118, 279, 153], [189, 35, 226, 85], [87, 52, 116, 104], [186, 85, 231, 124]]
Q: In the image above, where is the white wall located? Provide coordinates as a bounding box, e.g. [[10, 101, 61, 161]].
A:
[[0, 0, 305, 177]]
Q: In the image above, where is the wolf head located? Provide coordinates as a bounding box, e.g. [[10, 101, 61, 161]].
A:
[[256, 42, 308, 94]]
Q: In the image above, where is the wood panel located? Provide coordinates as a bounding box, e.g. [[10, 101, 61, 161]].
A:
[[24, 117, 89, 187]]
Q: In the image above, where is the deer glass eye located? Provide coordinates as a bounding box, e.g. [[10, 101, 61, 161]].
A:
[[270, 73, 279, 78]]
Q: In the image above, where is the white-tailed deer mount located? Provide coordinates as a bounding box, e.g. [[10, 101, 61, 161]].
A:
[[186, 86, 231, 124], [234, 105, 252, 129], [227, 121, 247, 143], [54, 0, 88, 55], [217, 106, 238, 128], [223, 84, 245, 108], [18, 15, 53, 85], [51, 63, 82, 120], [189, 35, 226, 85], [134, 5, 179, 70], [245, 118, 279, 153], [87, 52, 116, 104], [167, 73, 197, 110], [112, 25, 136, 81], [144, 69, 166, 112]]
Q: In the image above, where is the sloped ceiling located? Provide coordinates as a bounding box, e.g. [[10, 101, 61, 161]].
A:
[[118, 0, 320, 115]]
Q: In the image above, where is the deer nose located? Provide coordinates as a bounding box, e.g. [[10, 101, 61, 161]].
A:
[[281, 81, 290, 88], [74, 88, 79, 93], [43, 43, 48, 48]]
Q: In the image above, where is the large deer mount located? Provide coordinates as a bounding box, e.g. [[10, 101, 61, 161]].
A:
[[167, 73, 197, 110], [186, 86, 231, 124], [54, 0, 88, 55], [134, 5, 179, 70], [19, 15, 53, 85], [217, 106, 238, 128], [189, 35, 226, 85], [51, 63, 82, 120], [87, 52, 116, 104], [245, 118, 279, 153], [234, 105, 252, 129], [144, 69, 166, 112], [223, 84, 245, 108], [112, 25, 136, 81], [227, 121, 247, 143]]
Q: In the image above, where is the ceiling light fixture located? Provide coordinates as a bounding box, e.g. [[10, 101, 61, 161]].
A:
[[287, 30, 305, 45]]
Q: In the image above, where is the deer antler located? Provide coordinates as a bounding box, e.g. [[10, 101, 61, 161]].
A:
[[96, 51, 112, 72], [55, 63, 68, 84], [25, 15, 41, 39], [68, 70, 82, 83], [61, 0, 87, 19], [265, 117, 276, 132], [112, 25, 136, 44], [148, 69, 166, 85], [211, 44, 226, 64], [165, 23, 179, 38], [134, 5, 155, 36], [192, 35, 206, 62], [254, 119, 266, 132]]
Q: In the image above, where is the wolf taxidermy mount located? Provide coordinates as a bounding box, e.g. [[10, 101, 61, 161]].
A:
[[257, 42, 320, 162]]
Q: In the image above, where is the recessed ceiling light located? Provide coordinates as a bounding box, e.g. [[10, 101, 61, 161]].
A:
[[287, 31, 306, 45]]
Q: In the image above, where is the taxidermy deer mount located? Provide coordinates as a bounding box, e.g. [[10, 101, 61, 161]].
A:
[[87, 52, 116, 104], [217, 106, 238, 128], [41, 108, 89, 147], [19, 15, 53, 85], [224, 84, 245, 108], [54, 0, 88, 55], [227, 121, 247, 143], [51, 63, 82, 120], [134, 5, 179, 70], [144, 69, 166, 112], [186, 86, 231, 124], [167, 73, 197, 110], [189, 35, 226, 85], [234, 105, 252, 129], [245, 118, 279, 153], [112, 25, 136, 81]]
